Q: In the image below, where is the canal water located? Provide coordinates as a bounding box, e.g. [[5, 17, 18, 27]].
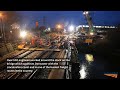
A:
[[78, 53, 119, 79]]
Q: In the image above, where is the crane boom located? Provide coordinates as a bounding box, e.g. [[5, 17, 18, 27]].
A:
[[83, 11, 95, 35]]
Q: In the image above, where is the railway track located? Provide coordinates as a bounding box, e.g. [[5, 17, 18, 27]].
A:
[[0, 45, 63, 79], [6, 50, 43, 79], [16, 46, 59, 79], [0, 49, 41, 79], [0, 49, 33, 71], [6, 46, 59, 79], [7, 50, 56, 79], [27, 51, 59, 79]]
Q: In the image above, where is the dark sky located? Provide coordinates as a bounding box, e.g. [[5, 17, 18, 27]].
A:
[[18, 11, 120, 28]]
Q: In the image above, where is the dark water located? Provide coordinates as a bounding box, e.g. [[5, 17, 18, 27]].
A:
[[78, 53, 119, 79]]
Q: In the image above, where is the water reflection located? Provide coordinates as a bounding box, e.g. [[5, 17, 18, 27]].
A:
[[79, 54, 94, 79], [85, 54, 94, 62], [79, 65, 87, 79]]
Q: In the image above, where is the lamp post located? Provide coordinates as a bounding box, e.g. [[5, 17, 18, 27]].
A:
[[0, 13, 3, 41], [56, 24, 62, 40], [0, 13, 6, 43], [56, 24, 62, 32], [0, 12, 9, 52]]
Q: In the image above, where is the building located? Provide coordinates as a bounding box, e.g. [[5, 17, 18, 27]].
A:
[[76, 25, 117, 33]]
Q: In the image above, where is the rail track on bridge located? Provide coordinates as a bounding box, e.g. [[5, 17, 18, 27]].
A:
[[0, 46, 64, 79]]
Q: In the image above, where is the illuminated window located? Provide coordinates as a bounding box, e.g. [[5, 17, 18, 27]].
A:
[[101, 26, 104, 28], [96, 26, 99, 28], [113, 26, 115, 28], [83, 25, 85, 27]]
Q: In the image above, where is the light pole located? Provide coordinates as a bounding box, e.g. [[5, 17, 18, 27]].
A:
[[56, 24, 62, 32], [0, 12, 9, 52], [56, 24, 62, 41], [0, 13, 6, 43], [0, 13, 3, 41]]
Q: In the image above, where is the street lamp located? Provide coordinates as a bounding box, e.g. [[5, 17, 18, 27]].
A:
[[56, 24, 63, 34], [56, 24, 62, 29]]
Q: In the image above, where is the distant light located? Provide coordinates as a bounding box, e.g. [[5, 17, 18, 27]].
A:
[[85, 25, 89, 27], [57, 24, 62, 29], [90, 32, 94, 35], [86, 11, 88, 14], [0, 13, 3, 18], [20, 31, 27, 38], [82, 25, 85, 27], [101, 26, 104, 28], [10, 31, 12, 33], [69, 25, 74, 32], [48, 27, 50, 31], [64, 29, 66, 33], [105, 26, 107, 28], [83, 12, 86, 15], [96, 26, 99, 28], [111, 26, 115, 28], [83, 11, 89, 15]]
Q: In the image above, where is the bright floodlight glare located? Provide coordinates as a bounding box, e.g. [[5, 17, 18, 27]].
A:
[[20, 31, 27, 38], [83, 11, 88, 15], [83, 12, 86, 15], [86, 11, 88, 14], [48, 27, 50, 31], [69, 25, 74, 32], [57, 24, 62, 29]]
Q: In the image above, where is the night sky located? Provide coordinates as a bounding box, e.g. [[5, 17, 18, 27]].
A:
[[18, 11, 120, 28]]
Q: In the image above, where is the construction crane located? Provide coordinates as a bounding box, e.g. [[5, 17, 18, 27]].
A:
[[83, 11, 95, 36]]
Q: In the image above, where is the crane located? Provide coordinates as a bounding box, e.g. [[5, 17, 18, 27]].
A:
[[83, 11, 96, 44], [83, 11, 95, 36]]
